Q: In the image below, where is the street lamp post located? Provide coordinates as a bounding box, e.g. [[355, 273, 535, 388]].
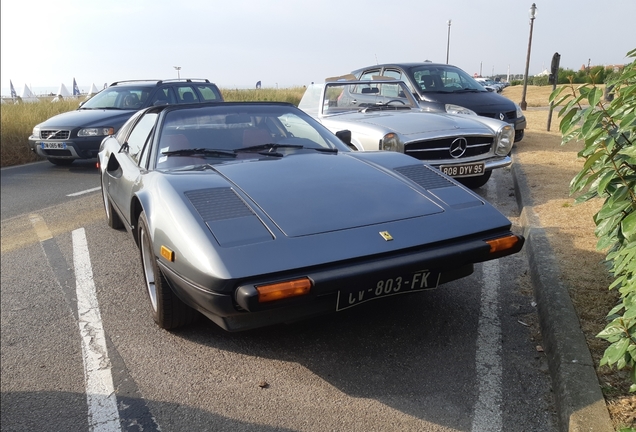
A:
[[446, 20, 452, 64], [520, 3, 537, 111], [174, 66, 181, 80]]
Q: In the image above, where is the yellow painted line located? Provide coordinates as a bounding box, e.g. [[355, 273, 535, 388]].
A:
[[29, 214, 53, 241], [1, 194, 105, 254]]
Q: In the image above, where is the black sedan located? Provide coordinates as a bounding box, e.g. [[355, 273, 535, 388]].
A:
[[99, 101, 524, 331]]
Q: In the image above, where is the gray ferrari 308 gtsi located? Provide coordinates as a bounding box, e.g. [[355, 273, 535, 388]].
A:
[[99, 101, 524, 332]]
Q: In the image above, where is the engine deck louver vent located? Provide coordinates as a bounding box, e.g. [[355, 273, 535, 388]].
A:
[[394, 165, 454, 190], [185, 188, 254, 221]]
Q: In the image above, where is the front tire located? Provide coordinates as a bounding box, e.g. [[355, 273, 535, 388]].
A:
[[457, 170, 492, 189], [48, 157, 74, 166], [138, 211, 198, 330]]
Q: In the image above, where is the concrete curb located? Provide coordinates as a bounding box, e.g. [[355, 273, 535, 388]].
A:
[[511, 152, 614, 432]]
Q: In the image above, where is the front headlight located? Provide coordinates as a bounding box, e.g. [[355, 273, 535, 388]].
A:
[[78, 127, 114, 137], [380, 133, 401, 152], [32, 126, 41, 138], [515, 103, 523, 118], [495, 125, 515, 155], [445, 104, 477, 116]]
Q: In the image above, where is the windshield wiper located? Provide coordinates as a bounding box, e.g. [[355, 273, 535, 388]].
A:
[[234, 143, 304, 153], [311, 147, 338, 153], [454, 88, 483, 93], [175, 164, 218, 171], [162, 148, 237, 158], [361, 105, 411, 112]]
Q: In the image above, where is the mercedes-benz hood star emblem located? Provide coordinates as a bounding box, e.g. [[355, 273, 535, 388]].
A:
[[449, 137, 468, 158]]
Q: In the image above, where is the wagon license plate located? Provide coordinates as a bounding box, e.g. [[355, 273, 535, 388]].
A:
[[336, 269, 441, 311], [439, 162, 485, 178], [40, 142, 67, 150]]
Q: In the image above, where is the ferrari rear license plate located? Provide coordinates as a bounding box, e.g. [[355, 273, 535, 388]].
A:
[[40, 142, 67, 150], [336, 269, 441, 311], [439, 162, 485, 177]]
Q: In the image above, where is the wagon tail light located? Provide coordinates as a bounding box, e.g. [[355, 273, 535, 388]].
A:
[[485, 234, 524, 258], [256, 278, 312, 303]]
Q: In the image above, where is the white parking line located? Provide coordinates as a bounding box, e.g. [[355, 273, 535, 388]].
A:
[[72, 228, 121, 432], [471, 179, 503, 432], [471, 260, 503, 432], [67, 187, 101, 197]]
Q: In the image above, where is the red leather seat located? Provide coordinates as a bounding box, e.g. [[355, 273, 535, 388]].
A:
[[158, 134, 197, 168]]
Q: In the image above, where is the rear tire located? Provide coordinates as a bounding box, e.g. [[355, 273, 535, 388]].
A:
[[457, 170, 492, 189], [48, 157, 74, 166], [138, 211, 198, 330]]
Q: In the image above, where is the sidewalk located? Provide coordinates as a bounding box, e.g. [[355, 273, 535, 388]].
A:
[[511, 151, 615, 432]]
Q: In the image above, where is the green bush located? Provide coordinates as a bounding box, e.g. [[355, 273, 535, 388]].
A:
[[558, 68, 583, 84], [550, 48, 636, 392], [532, 76, 549, 86], [587, 65, 608, 84]]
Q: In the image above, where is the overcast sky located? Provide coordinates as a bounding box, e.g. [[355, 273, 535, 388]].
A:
[[2, 0, 634, 96]]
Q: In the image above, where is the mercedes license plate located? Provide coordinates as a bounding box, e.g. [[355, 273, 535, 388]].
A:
[[40, 142, 67, 150], [336, 269, 441, 311], [439, 162, 485, 177]]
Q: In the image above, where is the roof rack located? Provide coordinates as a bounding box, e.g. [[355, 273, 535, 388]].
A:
[[109, 78, 212, 87]]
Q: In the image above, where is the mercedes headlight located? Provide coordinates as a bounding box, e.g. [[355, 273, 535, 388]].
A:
[[495, 125, 515, 155], [381, 133, 401, 152], [445, 104, 477, 116], [78, 127, 114, 137]]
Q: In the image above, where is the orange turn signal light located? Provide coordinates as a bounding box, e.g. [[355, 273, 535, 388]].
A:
[[161, 245, 175, 262], [486, 235, 520, 253], [256, 278, 312, 303]]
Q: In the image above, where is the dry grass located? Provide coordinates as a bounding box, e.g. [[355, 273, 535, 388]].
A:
[[222, 87, 305, 105], [502, 83, 608, 109], [0, 99, 81, 166], [502, 85, 558, 107], [511, 92, 635, 429]]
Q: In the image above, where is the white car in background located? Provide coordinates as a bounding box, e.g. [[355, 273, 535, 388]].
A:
[[298, 79, 514, 188]]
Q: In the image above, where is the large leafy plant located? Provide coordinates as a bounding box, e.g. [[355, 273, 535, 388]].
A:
[[550, 48, 636, 392]]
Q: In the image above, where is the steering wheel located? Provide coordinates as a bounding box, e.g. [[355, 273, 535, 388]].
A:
[[385, 99, 406, 105]]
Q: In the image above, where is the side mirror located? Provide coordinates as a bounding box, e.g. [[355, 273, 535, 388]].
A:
[[335, 130, 352, 145]]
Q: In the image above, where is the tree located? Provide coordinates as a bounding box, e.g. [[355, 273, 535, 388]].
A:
[[550, 48, 636, 392]]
